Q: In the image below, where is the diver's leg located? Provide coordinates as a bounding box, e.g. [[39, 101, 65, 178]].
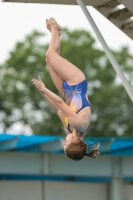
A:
[[45, 18, 64, 96], [46, 18, 85, 85], [46, 58, 64, 96]]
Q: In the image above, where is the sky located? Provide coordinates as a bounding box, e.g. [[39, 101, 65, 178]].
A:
[[0, 1, 133, 65], [0, 1, 133, 134]]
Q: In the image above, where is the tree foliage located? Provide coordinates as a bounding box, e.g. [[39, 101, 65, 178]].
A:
[[0, 29, 132, 137]]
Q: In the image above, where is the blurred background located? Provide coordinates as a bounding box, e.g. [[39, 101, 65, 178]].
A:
[[0, 1, 133, 200], [0, 1, 133, 137]]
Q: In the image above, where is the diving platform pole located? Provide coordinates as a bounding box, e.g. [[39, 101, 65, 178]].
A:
[[76, 0, 133, 103]]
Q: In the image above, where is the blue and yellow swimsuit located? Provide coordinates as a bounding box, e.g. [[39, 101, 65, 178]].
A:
[[63, 79, 90, 134]]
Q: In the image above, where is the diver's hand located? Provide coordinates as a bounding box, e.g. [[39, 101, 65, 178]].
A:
[[32, 76, 46, 95]]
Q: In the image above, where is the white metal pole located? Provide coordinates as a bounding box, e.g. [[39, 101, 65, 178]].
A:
[[76, 0, 133, 103], [110, 157, 123, 200], [110, 177, 123, 200]]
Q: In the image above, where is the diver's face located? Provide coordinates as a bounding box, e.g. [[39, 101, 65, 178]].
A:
[[64, 134, 78, 150], [64, 134, 73, 148]]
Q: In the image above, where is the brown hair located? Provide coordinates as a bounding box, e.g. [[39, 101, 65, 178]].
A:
[[65, 140, 100, 161]]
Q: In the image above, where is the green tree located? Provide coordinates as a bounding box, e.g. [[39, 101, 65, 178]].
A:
[[0, 29, 132, 137]]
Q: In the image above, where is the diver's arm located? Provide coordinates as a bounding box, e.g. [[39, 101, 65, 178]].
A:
[[42, 87, 83, 129], [32, 76, 83, 131], [32, 77, 59, 113], [41, 93, 59, 113]]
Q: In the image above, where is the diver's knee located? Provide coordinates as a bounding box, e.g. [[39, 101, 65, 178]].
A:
[[45, 49, 56, 59], [45, 58, 48, 64]]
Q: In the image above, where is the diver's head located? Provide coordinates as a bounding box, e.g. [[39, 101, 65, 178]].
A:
[[64, 133, 100, 161]]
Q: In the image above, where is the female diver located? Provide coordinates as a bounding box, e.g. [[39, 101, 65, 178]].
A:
[[32, 17, 100, 161]]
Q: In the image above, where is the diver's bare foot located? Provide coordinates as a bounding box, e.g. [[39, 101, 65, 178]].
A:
[[46, 17, 62, 36], [46, 19, 51, 32]]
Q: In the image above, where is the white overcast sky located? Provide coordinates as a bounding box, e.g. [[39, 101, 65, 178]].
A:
[[0, 1, 133, 65]]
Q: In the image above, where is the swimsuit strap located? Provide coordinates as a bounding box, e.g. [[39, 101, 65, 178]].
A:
[[66, 121, 90, 134]]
